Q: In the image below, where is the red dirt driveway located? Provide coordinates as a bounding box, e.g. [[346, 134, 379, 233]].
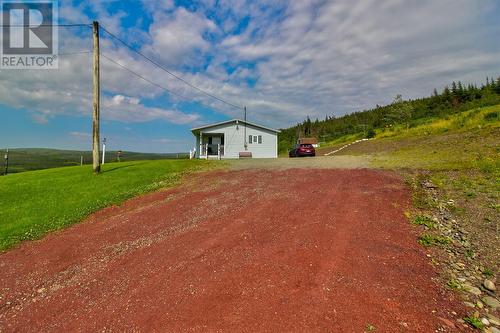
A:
[[0, 169, 467, 332]]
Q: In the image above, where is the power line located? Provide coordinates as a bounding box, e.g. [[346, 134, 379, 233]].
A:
[[100, 25, 244, 110], [58, 50, 92, 56], [101, 53, 240, 116], [0, 24, 91, 27], [101, 53, 185, 99], [1, 21, 244, 109]]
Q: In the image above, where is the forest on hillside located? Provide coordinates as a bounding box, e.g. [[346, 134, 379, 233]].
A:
[[278, 77, 500, 153]]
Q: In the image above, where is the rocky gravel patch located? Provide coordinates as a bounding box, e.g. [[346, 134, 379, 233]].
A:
[[413, 177, 499, 332]]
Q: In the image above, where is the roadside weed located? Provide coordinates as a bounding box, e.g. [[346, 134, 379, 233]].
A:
[[365, 323, 376, 332], [447, 279, 461, 290], [463, 316, 484, 329], [418, 234, 451, 247], [411, 215, 435, 228]]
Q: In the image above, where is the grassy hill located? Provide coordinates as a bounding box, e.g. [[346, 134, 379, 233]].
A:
[[0, 148, 189, 174], [0, 159, 214, 250], [279, 76, 500, 153], [329, 104, 499, 171]]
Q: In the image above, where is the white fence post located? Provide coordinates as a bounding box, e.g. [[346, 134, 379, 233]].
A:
[[205, 143, 208, 159], [218, 144, 221, 160]]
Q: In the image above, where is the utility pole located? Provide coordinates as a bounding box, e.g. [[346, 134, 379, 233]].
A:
[[244, 106, 247, 150], [3, 149, 8, 175], [92, 21, 101, 173]]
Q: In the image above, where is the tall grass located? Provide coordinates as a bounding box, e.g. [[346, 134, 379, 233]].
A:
[[376, 105, 500, 139]]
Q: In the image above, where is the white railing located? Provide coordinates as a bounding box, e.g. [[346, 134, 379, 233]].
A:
[[200, 144, 224, 159]]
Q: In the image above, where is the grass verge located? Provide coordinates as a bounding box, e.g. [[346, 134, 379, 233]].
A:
[[0, 159, 216, 251]]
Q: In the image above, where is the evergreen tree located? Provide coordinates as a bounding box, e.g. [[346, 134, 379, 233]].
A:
[[495, 77, 500, 94], [443, 86, 451, 100], [451, 81, 458, 95], [457, 81, 466, 101], [304, 116, 312, 136]]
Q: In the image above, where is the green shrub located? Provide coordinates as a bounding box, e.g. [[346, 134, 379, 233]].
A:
[[476, 157, 499, 174], [447, 279, 461, 290], [484, 111, 499, 121], [463, 316, 484, 329], [411, 215, 435, 228], [482, 267, 495, 277], [418, 234, 451, 247]]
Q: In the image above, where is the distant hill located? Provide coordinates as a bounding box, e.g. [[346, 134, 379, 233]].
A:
[[279, 76, 500, 153], [0, 148, 188, 174]]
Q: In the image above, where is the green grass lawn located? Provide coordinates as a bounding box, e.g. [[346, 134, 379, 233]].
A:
[[0, 159, 213, 251]]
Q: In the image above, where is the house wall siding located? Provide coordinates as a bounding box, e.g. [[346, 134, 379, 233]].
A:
[[195, 121, 278, 158]]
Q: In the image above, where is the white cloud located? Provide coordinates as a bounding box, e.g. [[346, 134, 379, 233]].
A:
[[102, 94, 199, 124], [144, 7, 216, 66], [69, 131, 91, 138], [1, 0, 500, 133], [107, 94, 140, 106], [0, 32, 201, 126], [212, 0, 500, 125]]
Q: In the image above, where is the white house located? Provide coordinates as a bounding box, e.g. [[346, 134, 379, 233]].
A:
[[191, 119, 280, 159]]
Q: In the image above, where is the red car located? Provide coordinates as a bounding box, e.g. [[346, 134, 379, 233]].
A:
[[289, 144, 316, 157]]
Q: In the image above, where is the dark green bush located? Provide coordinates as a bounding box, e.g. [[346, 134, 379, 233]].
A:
[[484, 111, 499, 121]]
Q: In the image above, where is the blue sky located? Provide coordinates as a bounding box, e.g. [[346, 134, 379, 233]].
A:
[[1, 0, 500, 153]]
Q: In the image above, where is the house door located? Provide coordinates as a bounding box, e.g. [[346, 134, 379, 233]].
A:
[[212, 136, 221, 145], [208, 136, 221, 155]]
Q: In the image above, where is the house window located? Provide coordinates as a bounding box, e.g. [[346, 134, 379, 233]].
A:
[[248, 135, 252, 144], [258, 135, 262, 144], [253, 135, 257, 143]]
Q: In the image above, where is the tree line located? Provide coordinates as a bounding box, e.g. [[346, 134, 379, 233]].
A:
[[279, 76, 500, 152]]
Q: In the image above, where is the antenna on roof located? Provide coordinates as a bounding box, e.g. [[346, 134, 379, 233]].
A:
[[244, 106, 248, 150]]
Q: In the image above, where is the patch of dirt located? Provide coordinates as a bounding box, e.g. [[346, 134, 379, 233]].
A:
[[0, 169, 468, 332], [228, 155, 371, 170]]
